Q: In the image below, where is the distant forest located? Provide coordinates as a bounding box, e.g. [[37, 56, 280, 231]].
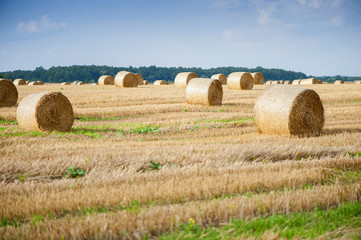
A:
[[0, 65, 359, 83]]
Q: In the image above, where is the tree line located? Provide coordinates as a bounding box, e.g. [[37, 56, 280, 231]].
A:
[[0, 65, 358, 83]]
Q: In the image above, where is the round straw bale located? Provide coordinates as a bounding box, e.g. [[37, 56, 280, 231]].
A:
[[72, 81, 79, 85], [76, 81, 85, 85], [254, 85, 324, 136], [61, 82, 70, 85], [26, 81, 30, 85], [186, 78, 223, 106], [16, 92, 74, 132], [271, 81, 280, 84], [265, 81, 273, 85], [114, 71, 138, 88], [28, 81, 39, 85], [98, 75, 114, 85], [251, 72, 264, 85], [36, 81, 44, 85], [354, 80, 361, 84], [227, 72, 254, 90], [211, 74, 227, 85], [292, 79, 301, 84], [154, 80, 168, 85], [284, 81, 292, 85], [0, 79, 18, 107], [90, 83, 97, 85], [334, 80, 344, 84], [13, 79, 26, 85], [135, 73, 143, 85], [143, 80, 148, 85], [174, 72, 198, 88], [300, 78, 318, 84]]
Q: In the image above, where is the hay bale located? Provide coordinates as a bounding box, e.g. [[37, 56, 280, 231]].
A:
[[300, 78, 318, 84], [186, 78, 223, 106], [90, 83, 97, 85], [316, 80, 323, 84], [16, 92, 74, 132], [36, 81, 44, 85], [61, 82, 70, 85], [284, 81, 292, 84], [28, 81, 39, 85], [13, 79, 26, 85], [135, 73, 143, 85], [72, 81, 79, 85], [254, 85, 324, 136], [211, 74, 227, 85], [143, 80, 148, 85], [354, 80, 361, 84], [251, 72, 264, 85], [334, 80, 344, 84], [76, 81, 85, 85], [271, 81, 280, 84], [292, 79, 301, 84], [114, 71, 138, 88], [0, 79, 18, 107], [154, 80, 168, 85], [174, 72, 198, 88], [265, 81, 273, 85], [227, 72, 254, 90], [98, 75, 114, 85], [26, 81, 30, 85]]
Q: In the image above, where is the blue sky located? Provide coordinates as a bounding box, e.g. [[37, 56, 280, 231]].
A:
[[0, 0, 360, 76]]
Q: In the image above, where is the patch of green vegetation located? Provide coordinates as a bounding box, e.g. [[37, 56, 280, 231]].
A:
[[63, 166, 86, 178], [150, 160, 163, 170], [158, 202, 361, 240], [0, 130, 44, 138], [0, 127, 8, 131], [129, 126, 160, 134], [71, 129, 102, 138], [76, 116, 121, 121], [0, 118, 17, 125], [346, 152, 361, 158]]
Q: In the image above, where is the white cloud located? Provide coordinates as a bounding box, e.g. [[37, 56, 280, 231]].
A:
[[332, 16, 344, 27], [212, 0, 241, 9], [16, 15, 67, 34], [222, 29, 233, 40], [298, 0, 322, 8]]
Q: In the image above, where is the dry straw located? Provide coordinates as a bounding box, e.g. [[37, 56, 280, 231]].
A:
[[72, 81, 79, 85], [25, 81, 30, 85], [251, 72, 264, 85], [265, 81, 273, 85], [211, 74, 227, 85], [300, 78, 319, 84], [227, 72, 254, 90], [186, 78, 223, 106], [0, 79, 18, 107], [16, 92, 74, 132], [254, 85, 324, 136], [292, 79, 301, 84], [114, 71, 138, 88], [76, 81, 85, 85], [90, 83, 98, 85], [355, 80, 361, 84], [334, 80, 344, 84], [143, 80, 148, 85], [135, 73, 144, 85], [271, 81, 280, 84], [13, 79, 26, 85], [154, 80, 168, 85], [284, 81, 291, 85], [36, 81, 44, 85], [61, 82, 70, 85], [98, 75, 114, 85], [174, 72, 198, 88]]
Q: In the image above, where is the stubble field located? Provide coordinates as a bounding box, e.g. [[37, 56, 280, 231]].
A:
[[1, 83, 361, 239]]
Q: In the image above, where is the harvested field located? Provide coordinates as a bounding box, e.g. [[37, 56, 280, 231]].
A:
[[0, 83, 360, 239]]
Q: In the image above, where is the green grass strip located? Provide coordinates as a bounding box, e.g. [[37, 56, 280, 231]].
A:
[[159, 201, 361, 240]]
